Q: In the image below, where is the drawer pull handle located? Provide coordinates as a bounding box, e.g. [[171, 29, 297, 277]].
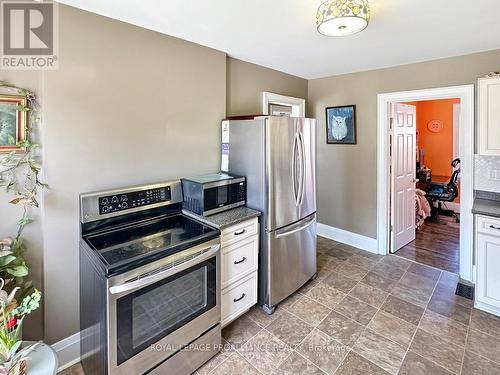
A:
[[233, 293, 246, 303], [490, 225, 500, 230], [234, 229, 246, 235], [234, 257, 247, 265]]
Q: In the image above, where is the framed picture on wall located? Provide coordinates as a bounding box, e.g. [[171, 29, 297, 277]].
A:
[[325, 105, 357, 144], [0, 95, 27, 153]]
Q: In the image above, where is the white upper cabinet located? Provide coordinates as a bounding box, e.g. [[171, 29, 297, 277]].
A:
[[479, 77, 500, 156]]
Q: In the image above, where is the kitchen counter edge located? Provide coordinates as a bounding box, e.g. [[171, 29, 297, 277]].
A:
[[182, 207, 261, 230], [473, 191, 500, 218]]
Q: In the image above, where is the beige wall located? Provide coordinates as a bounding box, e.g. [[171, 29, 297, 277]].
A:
[[1, 5, 310, 344], [42, 5, 226, 343], [0, 5, 227, 344], [226, 57, 308, 116], [5, 3, 500, 346], [308, 49, 500, 238]]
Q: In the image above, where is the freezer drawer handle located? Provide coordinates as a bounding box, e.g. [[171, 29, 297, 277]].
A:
[[490, 225, 500, 230], [275, 216, 316, 238], [234, 229, 246, 235], [234, 257, 247, 265], [233, 293, 246, 303]]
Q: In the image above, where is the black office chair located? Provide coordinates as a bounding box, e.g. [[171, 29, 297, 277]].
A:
[[426, 158, 461, 222]]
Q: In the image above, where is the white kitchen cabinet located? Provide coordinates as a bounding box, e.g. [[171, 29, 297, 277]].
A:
[[475, 214, 500, 316], [478, 77, 500, 156], [220, 217, 259, 327], [221, 273, 258, 326], [221, 236, 258, 289]]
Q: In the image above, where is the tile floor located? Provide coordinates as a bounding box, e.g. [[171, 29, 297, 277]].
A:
[[61, 237, 500, 375], [396, 216, 460, 273]]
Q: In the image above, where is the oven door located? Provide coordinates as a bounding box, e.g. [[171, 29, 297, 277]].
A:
[[107, 239, 220, 375]]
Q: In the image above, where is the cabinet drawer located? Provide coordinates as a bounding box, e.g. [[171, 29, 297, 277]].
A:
[[221, 218, 258, 246], [221, 272, 257, 327], [222, 236, 258, 289], [477, 215, 500, 237]]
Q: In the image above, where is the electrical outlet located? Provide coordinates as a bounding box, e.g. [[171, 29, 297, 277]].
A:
[[488, 169, 500, 181]]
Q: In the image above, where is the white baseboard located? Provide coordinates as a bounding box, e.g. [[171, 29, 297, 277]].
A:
[[474, 300, 500, 317], [52, 331, 80, 372], [317, 223, 379, 254]]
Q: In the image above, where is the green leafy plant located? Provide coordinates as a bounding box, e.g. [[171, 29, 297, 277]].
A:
[[0, 288, 41, 375], [0, 81, 45, 297]]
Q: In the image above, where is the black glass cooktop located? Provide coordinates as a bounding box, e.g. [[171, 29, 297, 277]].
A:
[[84, 214, 218, 274]]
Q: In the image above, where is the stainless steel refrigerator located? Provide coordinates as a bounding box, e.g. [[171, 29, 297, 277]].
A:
[[224, 116, 316, 314]]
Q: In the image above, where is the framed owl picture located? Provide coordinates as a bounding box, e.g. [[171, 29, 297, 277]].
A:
[[325, 105, 357, 144]]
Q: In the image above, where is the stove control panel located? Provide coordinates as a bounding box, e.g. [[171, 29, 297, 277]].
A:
[[80, 180, 183, 224], [98, 186, 171, 215]]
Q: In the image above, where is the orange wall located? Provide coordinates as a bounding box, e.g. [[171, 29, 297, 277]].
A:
[[410, 99, 460, 178]]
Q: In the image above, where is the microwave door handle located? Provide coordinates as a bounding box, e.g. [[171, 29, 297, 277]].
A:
[[109, 244, 220, 295]]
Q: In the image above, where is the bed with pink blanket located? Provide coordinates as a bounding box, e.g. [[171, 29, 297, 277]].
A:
[[415, 188, 431, 229]]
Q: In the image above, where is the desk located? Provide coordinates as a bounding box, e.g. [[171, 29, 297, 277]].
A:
[[430, 175, 450, 183], [417, 175, 449, 191]]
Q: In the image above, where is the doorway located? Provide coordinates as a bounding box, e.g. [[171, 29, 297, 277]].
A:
[[390, 100, 461, 273], [262, 92, 305, 117], [377, 85, 474, 282]]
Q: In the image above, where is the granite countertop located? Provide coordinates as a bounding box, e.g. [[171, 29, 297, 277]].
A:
[[182, 206, 261, 229], [472, 190, 500, 218]]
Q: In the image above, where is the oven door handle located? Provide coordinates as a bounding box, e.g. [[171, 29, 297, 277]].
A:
[[108, 244, 220, 295]]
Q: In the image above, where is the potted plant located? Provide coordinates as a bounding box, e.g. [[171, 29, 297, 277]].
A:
[[0, 81, 44, 374], [0, 283, 41, 375], [0, 239, 29, 300]]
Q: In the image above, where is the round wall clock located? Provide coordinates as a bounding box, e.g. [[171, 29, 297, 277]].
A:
[[427, 119, 443, 133]]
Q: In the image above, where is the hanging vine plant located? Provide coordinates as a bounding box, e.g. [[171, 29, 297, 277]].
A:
[[0, 80, 45, 296]]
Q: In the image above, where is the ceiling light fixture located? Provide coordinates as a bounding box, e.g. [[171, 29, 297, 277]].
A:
[[316, 0, 370, 36]]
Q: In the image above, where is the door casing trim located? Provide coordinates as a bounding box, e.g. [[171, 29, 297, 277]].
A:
[[377, 85, 474, 281], [262, 92, 305, 117]]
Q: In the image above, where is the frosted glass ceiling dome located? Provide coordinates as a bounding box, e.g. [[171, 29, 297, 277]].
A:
[[317, 0, 370, 36]]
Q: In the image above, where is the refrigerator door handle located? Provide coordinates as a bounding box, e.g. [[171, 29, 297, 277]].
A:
[[292, 132, 300, 206], [297, 131, 306, 207], [275, 214, 316, 238]]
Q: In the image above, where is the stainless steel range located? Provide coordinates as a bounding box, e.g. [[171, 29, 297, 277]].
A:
[[79, 180, 221, 375]]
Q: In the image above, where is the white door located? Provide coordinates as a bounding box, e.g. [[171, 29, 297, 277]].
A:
[[391, 103, 417, 253], [452, 103, 461, 161]]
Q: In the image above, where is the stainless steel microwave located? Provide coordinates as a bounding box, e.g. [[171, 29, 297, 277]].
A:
[[181, 173, 246, 216]]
